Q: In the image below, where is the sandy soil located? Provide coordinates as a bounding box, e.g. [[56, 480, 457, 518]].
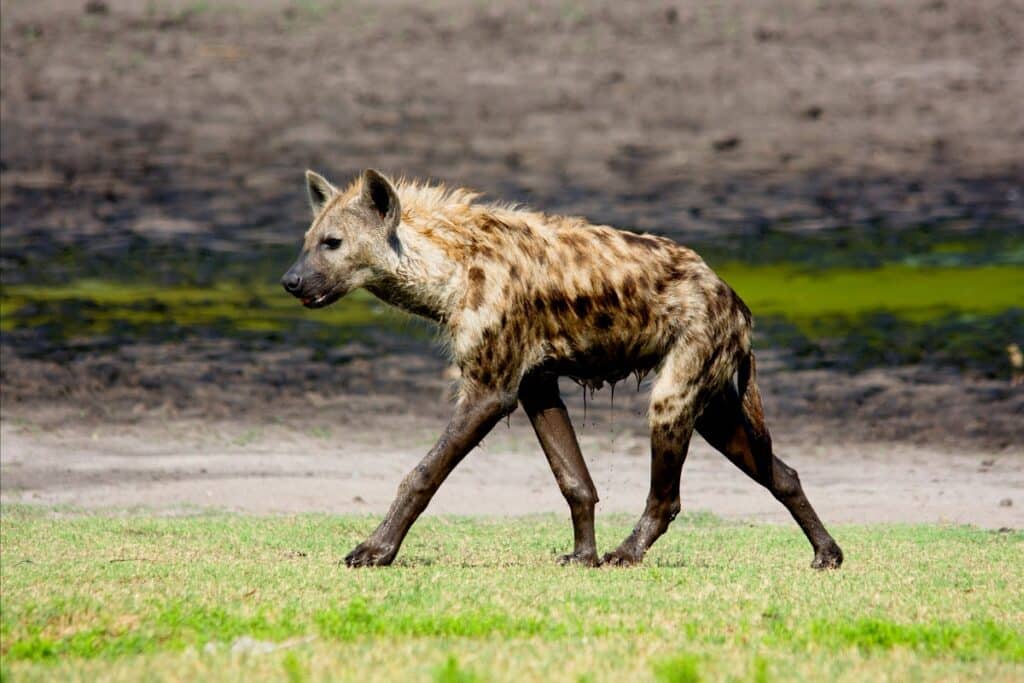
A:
[[3, 347, 1022, 528], [2, 400, 1021, 529]]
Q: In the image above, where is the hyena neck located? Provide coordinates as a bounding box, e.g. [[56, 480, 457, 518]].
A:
[[363, 222, 459, 324]]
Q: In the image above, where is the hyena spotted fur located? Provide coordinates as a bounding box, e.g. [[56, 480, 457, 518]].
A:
[[283, 169, 843, 569]]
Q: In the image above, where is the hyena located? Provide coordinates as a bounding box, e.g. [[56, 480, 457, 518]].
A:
[[282, 169, 844, 569]]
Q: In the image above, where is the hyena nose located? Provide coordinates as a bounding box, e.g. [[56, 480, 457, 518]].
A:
[[281, 272, 302, 294]]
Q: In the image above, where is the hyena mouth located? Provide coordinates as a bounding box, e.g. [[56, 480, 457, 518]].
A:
[[301, 291, 342, 309]]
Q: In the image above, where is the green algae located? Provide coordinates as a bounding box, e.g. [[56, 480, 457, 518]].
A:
[[0, 279, 420, 350], [4, 263, 1019, 339], [1, 225, 1021, 375], [717, 263, 1024, 325]]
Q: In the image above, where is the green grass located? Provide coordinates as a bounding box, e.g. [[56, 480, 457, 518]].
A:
[[2, 508, 1022, 681]]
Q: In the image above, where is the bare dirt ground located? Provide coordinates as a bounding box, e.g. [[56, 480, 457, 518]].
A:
[[2, 0, 1022, 250], [2, 386, 1022, 528], [1, 0, 1022, 527], [2, 348, 1022, 528]]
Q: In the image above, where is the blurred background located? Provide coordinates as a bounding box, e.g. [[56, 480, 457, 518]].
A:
[[1, 1, 1022, 519]]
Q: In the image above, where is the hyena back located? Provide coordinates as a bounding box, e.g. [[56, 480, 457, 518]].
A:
[[282, 169, 843, 569]]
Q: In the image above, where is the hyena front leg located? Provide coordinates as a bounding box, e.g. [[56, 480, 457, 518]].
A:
[[344, 391, 517, 567], [519, 373, 600, 567]]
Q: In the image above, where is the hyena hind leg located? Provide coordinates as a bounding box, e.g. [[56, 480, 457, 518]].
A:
[[696, 384, 843, 569], [603, 348, 707, 566]]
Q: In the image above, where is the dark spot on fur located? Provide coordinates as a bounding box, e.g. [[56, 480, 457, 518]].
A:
[[651, 423, 674, 439], [621, 233, 662, 250], [667, 265, 700, 284], [635, 305, 650, 327], [534, 295, 547, 312], [621, 275, 637, 298], [596, 287, 621, 309], [514, 230, 547, 264], [509, 264, 519, 279], [467, 267, 487, 310], [573, 295, 592, 318], [479, 217, 528, 237], [549, 296, 570, 315], [595, 312, 613, 329]]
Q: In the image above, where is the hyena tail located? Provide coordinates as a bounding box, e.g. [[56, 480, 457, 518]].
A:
[[736, 350, 773, 452]]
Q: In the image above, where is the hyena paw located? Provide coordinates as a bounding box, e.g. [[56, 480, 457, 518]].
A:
[[810, 542, 844, 570], [343, 540, 397, 568], [601, 548, 643, 567], [557, 550, 601, 567]]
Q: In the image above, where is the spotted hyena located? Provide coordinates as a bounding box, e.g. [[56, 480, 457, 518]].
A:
[[282, 169, 843, 569]]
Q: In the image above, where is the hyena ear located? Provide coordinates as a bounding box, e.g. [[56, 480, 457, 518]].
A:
[[359, 169, 401, 233], [305, 170, 338, 216]]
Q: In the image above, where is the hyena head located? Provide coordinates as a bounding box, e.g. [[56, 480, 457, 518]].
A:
[[281, 168, 401, 308]]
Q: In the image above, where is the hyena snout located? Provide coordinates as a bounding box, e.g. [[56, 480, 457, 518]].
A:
[[281, 269, 303, 294], [281, 260, 342, 309], [280, 260, 314, 301]]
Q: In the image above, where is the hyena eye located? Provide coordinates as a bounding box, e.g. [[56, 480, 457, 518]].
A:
[[321, 237, 342, 250]]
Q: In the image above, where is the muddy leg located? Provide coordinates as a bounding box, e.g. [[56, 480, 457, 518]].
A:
[[603, 418, 693, 566], [696, 386, 843, 569], [344, 392, 516, 567], [520, 374, 600, 566]]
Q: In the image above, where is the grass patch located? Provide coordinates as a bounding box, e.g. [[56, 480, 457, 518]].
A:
[[1, 508, 1022, 681], [802, 618, 1024, 662]]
